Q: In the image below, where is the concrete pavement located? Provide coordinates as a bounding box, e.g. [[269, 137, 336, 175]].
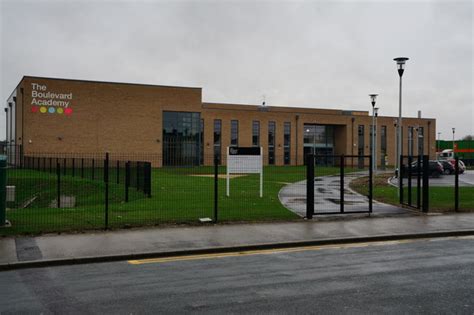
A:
[[279, 171, 408, 217], [1, 213, 474, 270]]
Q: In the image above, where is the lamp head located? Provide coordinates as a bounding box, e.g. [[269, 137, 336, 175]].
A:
[[394, 57, 409, 77], [369, 94, 378, 106]]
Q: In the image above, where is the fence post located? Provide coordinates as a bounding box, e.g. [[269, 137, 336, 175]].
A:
[[125, 161, 130, 202], [369, 154, 373, 213], [19, 145, 23, 169], [455, 157, 459, 212], [422, 155, 429, 213], [340, 154, 344, 213], [57, 162, 61, 209], [72, 158, 75, 177], [104, 153, 109, 230], [306, 154, 314, 219], [417, 155, 421, 209], [81, 158, 84, 178], [63, 158, 66, 176], [116, 160, 120, 184], [49, 157, 52, 173], [136, 162, 140, 191], [399, 155, 404, 204], [145, 162, 151, 198], [408, 155, 412, 207], [214, 155, 218, 223]]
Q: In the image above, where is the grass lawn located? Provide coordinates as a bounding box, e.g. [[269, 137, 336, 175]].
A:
[[350, 174, 474, 212], [1, 165, 348, 235]]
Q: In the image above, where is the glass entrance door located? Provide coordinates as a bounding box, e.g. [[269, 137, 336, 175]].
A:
[[303, 125, 335, 166], [163, 111, 201, 166]]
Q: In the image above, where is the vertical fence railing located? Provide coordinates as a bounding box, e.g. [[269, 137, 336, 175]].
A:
[[57, 162, 61, 209], [125, 161, 130, 203], [306, 154, 314, 219], [340, 155, 344, 214], [104, 153, 109, 229], [455, 157, 459, 212], [214, 155, 218, 223], [422, 155, 429, 213]]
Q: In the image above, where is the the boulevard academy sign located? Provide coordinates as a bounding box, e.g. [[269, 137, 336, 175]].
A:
[[30, 83, 73, 115]]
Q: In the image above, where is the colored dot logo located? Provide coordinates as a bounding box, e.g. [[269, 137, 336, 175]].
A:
[[33, 106, 72, 115]]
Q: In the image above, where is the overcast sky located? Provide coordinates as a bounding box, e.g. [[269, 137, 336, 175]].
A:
[[1, 0, 472, 139]]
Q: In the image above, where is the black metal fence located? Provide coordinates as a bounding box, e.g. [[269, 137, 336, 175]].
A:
[[21, 153, 152, 198], [3, 152, 309, 234], [399, 155, 429, 212], [306, 154, 373, 218]]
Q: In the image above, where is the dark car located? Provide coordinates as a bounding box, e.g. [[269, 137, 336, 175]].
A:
[[439, 160, 455, 175], [402, 160, 444, 177]]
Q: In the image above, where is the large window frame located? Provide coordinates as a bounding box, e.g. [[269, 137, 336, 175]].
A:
[[268, 121, 276, 165], [230, 120, 239, 147], [214, 119, 222, 164], [252, 121, 260, 147], [284, 122, 291, 165]]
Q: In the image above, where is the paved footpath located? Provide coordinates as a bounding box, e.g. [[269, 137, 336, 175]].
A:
[[1, 213, 474, 269], [279, 172, 408, 217]]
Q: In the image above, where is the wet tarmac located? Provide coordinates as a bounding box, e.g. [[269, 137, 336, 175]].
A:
[[279, 172, 408, 217], [2, 213, 474, 266], [390, 170, 474, 187]]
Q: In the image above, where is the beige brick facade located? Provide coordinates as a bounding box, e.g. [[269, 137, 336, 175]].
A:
[[9, 76, 436, 166]]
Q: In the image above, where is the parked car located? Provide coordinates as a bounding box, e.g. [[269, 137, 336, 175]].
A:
[[402, 160, 444, 177], [445, 158, 466, 174], [438, 160, 455, 175]]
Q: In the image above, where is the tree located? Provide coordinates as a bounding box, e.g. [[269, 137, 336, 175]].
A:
[[462, 135, 473, 141]]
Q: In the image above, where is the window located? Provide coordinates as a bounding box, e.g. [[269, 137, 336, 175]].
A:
[[162, 111, 201, 166], [214, 119, 222, 164], [418, 127, 424, 156], [268, 121, 276, 165], [230, 120, 238, 147], [408, 126, 414, 156], [381, 125, 387, 164], [284, 122, 291, 165], [369, 125, 376, 152], [252, 121, 260, 147], [200, 119, 204, 164], [358, 125, 365, 168]]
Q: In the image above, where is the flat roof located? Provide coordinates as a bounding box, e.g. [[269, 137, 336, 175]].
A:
[[19, 75, 202, 91]]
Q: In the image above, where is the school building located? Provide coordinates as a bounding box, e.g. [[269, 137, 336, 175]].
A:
[[5, 76, 436, 166]]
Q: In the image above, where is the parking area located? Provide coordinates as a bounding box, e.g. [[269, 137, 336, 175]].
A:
[[390, 170, 474, 187]]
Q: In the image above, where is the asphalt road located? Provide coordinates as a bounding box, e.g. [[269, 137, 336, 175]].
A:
[[1, 237, 474, 314]]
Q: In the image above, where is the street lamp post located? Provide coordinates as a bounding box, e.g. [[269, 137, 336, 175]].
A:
[[394, 57, 409, 182], [394, 120, 398, 168], [374, 107, 379, 173], [369, 94, 378, 173]]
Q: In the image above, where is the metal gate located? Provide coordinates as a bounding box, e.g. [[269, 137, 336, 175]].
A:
[[399, 155, 429, 212], [305, 154, 373, 218]]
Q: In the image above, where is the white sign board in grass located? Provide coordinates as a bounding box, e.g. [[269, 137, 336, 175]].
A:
[[226, 147, 263, 197]]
